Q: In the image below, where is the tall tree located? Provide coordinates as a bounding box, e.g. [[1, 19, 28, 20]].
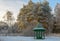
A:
[[3, 11, 14, 27], [41, 0, 52, 33], [17, 0, 35, 31], [17, 0, 52, 33]]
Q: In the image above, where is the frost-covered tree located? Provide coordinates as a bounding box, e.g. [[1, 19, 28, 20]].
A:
[[17, 0, 35, 31], [17, 0, 52, 33], [3, 11, 14, 27]]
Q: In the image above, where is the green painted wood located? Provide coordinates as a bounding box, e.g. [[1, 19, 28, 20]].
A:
[[33, 23, 45, 39]]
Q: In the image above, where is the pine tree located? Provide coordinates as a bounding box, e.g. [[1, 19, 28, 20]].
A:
[[41, 0, 52, 33], [17, 0, 52, 33]]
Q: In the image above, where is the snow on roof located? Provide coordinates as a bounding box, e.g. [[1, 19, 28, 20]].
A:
[[33, 27, 45, 30], [33, 23, 45, 30]]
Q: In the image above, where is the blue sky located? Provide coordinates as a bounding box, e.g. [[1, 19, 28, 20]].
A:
[[0, 0, 60, 21]]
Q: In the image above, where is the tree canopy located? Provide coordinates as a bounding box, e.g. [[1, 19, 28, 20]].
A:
[[17, 0, 52, 32]]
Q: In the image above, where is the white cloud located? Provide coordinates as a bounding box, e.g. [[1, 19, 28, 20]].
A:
[[0, 0, 27, 21]]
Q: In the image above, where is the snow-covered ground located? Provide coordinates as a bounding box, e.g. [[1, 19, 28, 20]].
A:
[[0, 36, 60, 41]]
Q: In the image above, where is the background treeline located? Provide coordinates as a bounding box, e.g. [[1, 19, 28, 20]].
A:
[[0, 0, 56, 36]]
